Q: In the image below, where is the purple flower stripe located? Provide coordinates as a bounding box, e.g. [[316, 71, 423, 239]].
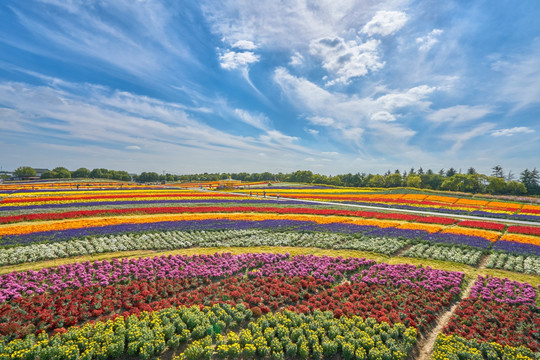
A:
[[492, 240, 540, 256], [469, 275, 538, 305], [0, 219, 313, 246], [350, 263, 464, 294], [0, 251, 469, 303], [249, 254, 375, 282]]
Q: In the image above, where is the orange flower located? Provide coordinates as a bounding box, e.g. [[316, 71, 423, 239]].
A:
[[441, 227, 501, 242], [500, 233, 540, 246], [397, 223, 444, 233]]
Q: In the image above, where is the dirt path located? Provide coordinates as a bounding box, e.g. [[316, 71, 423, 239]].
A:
[[415, 279, 474, 360], [477, 253, 491, 269]]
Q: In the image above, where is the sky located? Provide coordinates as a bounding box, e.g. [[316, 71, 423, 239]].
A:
[[1, 0, 539, 176]]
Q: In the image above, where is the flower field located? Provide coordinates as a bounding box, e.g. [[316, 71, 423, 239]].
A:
[[230, 186, 540, 222], [0, 181, 539, 359]]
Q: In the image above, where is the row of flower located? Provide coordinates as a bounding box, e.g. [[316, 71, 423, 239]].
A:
[[1, 252, 464, 304], [0, 273, 449, 338], [0, 251, 538, 359], [0, 303, 418, 360], [0, 209, 515, 242], [2, 218, 540, 272], [440, 276, 540, 355], [230, 187, 540, 221], [431, 333, 535, 360], [1, 226, 537, 273], [2, 210, 540, 258]]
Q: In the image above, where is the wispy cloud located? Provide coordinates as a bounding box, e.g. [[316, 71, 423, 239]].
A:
[[427, 105, 492, 123], [416, 29, 443, 52], [234, 108, 270, 130], [491, 126, 534, 137], [441, 122, 495, 152]]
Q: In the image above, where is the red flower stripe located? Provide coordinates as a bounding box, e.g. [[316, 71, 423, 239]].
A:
[[457, 220, 506, 231], [507, 226, 540, 236], [0, 275, 453, 338], [444, 298, 540, 352], [0, 206, 458, 224]]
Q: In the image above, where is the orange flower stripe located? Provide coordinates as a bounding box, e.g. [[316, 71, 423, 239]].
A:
[[424, 195, 458, 204], [397, 223, 444, 233], [522, 204, 540, 211], [455, 198, 489, 206], [487, 201, 522, 210], [402, 194, 429, 200], [500, 233, 540, 246], [441, 227, 501, 242]]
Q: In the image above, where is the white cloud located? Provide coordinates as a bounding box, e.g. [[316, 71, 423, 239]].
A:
[[308, 116, 335, 126], [9, 1, 196, 80], [370, 111, 396, 122], [289, 51, 304, 66], [0, 80, 320, 171], [360, 11, 408, 37], [234, 108, 270, 130], [260, 130, 299, 144], [273, 67, 430, 157], [491, 127, 534, 137], [310, 37, 384, 85], [231, 40, 257, 50], [305, 128, 319, 136], [219, 50, 260, 69], [441, 123, 495, 152], [376, 85, 436, 110], [202, 1, 371, 49], [416, 29, 443, 52], [427, 105, 492, 123]]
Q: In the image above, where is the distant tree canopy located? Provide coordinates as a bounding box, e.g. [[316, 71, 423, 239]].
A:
[[25, 164, 540, 196], [14, 166, 36, 178]]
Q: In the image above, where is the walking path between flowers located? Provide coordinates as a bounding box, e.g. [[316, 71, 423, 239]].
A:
[[416, 279, 475, 360], [199, 188, 538, 225]]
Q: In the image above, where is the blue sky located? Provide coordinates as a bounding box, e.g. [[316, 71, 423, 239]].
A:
[[1, 0, 539, 176]]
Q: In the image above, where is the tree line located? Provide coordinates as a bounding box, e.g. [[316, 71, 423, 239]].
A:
[[9, 165, 540, 196]]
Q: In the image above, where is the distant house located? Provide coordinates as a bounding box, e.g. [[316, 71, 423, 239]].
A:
[[33, 168, 50, 178]]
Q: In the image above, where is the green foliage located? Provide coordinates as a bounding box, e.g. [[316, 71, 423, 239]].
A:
[[13, 166, 37, 178]]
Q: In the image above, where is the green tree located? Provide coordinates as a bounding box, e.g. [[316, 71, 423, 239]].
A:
[[520, 168, 540, 195], [14, 166, 37, 178], [138, 172, 160, 183], [367, 174, 386, 188], [486, 176, 506, 194], [406, 175, 422, 188], [466, 167, 477, 175], [288, 170, 314, 183], [385, 173, 403, 187], [71, 168, 90, 178], [506, 181, 527, 195], [445, 168, 457, 177], [492, 165, 504, 178], [50, 167, 71, 179], [90, 168, 110, 179], [462, 174, 485, 193]]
